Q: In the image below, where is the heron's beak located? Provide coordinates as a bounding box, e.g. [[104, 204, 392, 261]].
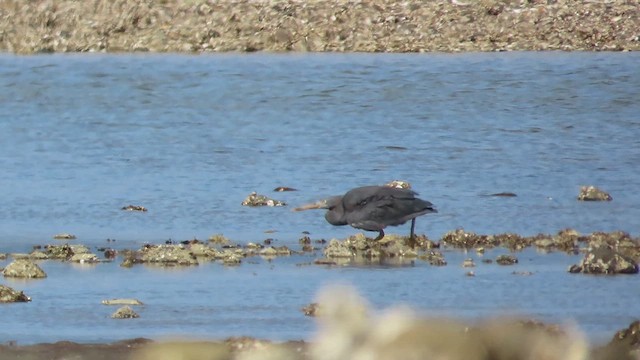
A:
[[292, 199, 328, 212]]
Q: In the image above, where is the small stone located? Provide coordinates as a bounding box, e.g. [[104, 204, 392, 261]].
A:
[[512, 271, 534, 276], [111, 305, 140, 319]]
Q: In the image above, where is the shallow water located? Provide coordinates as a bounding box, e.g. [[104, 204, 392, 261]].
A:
[[0, 52, 639, 345]]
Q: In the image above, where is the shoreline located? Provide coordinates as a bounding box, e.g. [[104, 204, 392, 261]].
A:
[[1, 0, 638, 54]]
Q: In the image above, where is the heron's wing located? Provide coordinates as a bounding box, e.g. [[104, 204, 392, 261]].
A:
[[345, 187, 435, 230]]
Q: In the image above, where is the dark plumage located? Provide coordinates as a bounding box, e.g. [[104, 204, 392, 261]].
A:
[[294, 185, 437, 247]]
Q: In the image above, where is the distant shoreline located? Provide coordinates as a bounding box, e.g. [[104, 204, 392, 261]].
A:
[[1, 0, 638, 54]]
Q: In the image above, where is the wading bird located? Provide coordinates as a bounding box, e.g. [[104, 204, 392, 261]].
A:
[[294, 185, 437, 248]]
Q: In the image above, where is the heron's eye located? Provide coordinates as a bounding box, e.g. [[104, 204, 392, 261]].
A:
[[358, 200, 367, 206]]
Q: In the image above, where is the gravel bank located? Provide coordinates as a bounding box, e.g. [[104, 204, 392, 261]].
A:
[[0, 0, 638, 54]]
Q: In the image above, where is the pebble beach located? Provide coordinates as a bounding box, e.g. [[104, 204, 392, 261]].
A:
[[0, 0, 639, 54]]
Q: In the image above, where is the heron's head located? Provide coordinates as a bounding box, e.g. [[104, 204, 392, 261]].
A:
[[293, 196, 342, 211]]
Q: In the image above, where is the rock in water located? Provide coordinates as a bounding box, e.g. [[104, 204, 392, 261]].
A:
[[569, 247, 638, 274], [2, 259, 47, 278]]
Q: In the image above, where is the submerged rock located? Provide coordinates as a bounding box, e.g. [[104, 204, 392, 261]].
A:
[[111, 305, 140, 319], [0, 285, 31, 303], [2, 259, 47, 278], [121, 204, 148, 212], [102, 298, 144, 306], [419, 251, 447, 266], [241, 192, 286, 207], [53, 233, 76, 240], [488, 192, 517, 197], [273, 186, 297, 192], [577, 185, 612, 201], [569, 246, 638, 275]]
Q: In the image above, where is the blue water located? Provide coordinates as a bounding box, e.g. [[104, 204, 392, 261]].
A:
[[0, 52, 639, 345]]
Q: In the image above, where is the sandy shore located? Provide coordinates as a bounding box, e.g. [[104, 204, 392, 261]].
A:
[[0, 0, 638, 54]]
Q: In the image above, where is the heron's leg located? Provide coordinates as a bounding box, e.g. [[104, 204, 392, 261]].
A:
[[409, 218, 416, 249], [374, 229, 385, 241]]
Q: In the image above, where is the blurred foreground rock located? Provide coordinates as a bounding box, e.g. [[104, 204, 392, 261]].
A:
[[310, 285, 589, 360], [1, 0, 638, 54]]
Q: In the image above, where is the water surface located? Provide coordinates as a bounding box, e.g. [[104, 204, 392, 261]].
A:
[[0, 52, 639, 345]]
